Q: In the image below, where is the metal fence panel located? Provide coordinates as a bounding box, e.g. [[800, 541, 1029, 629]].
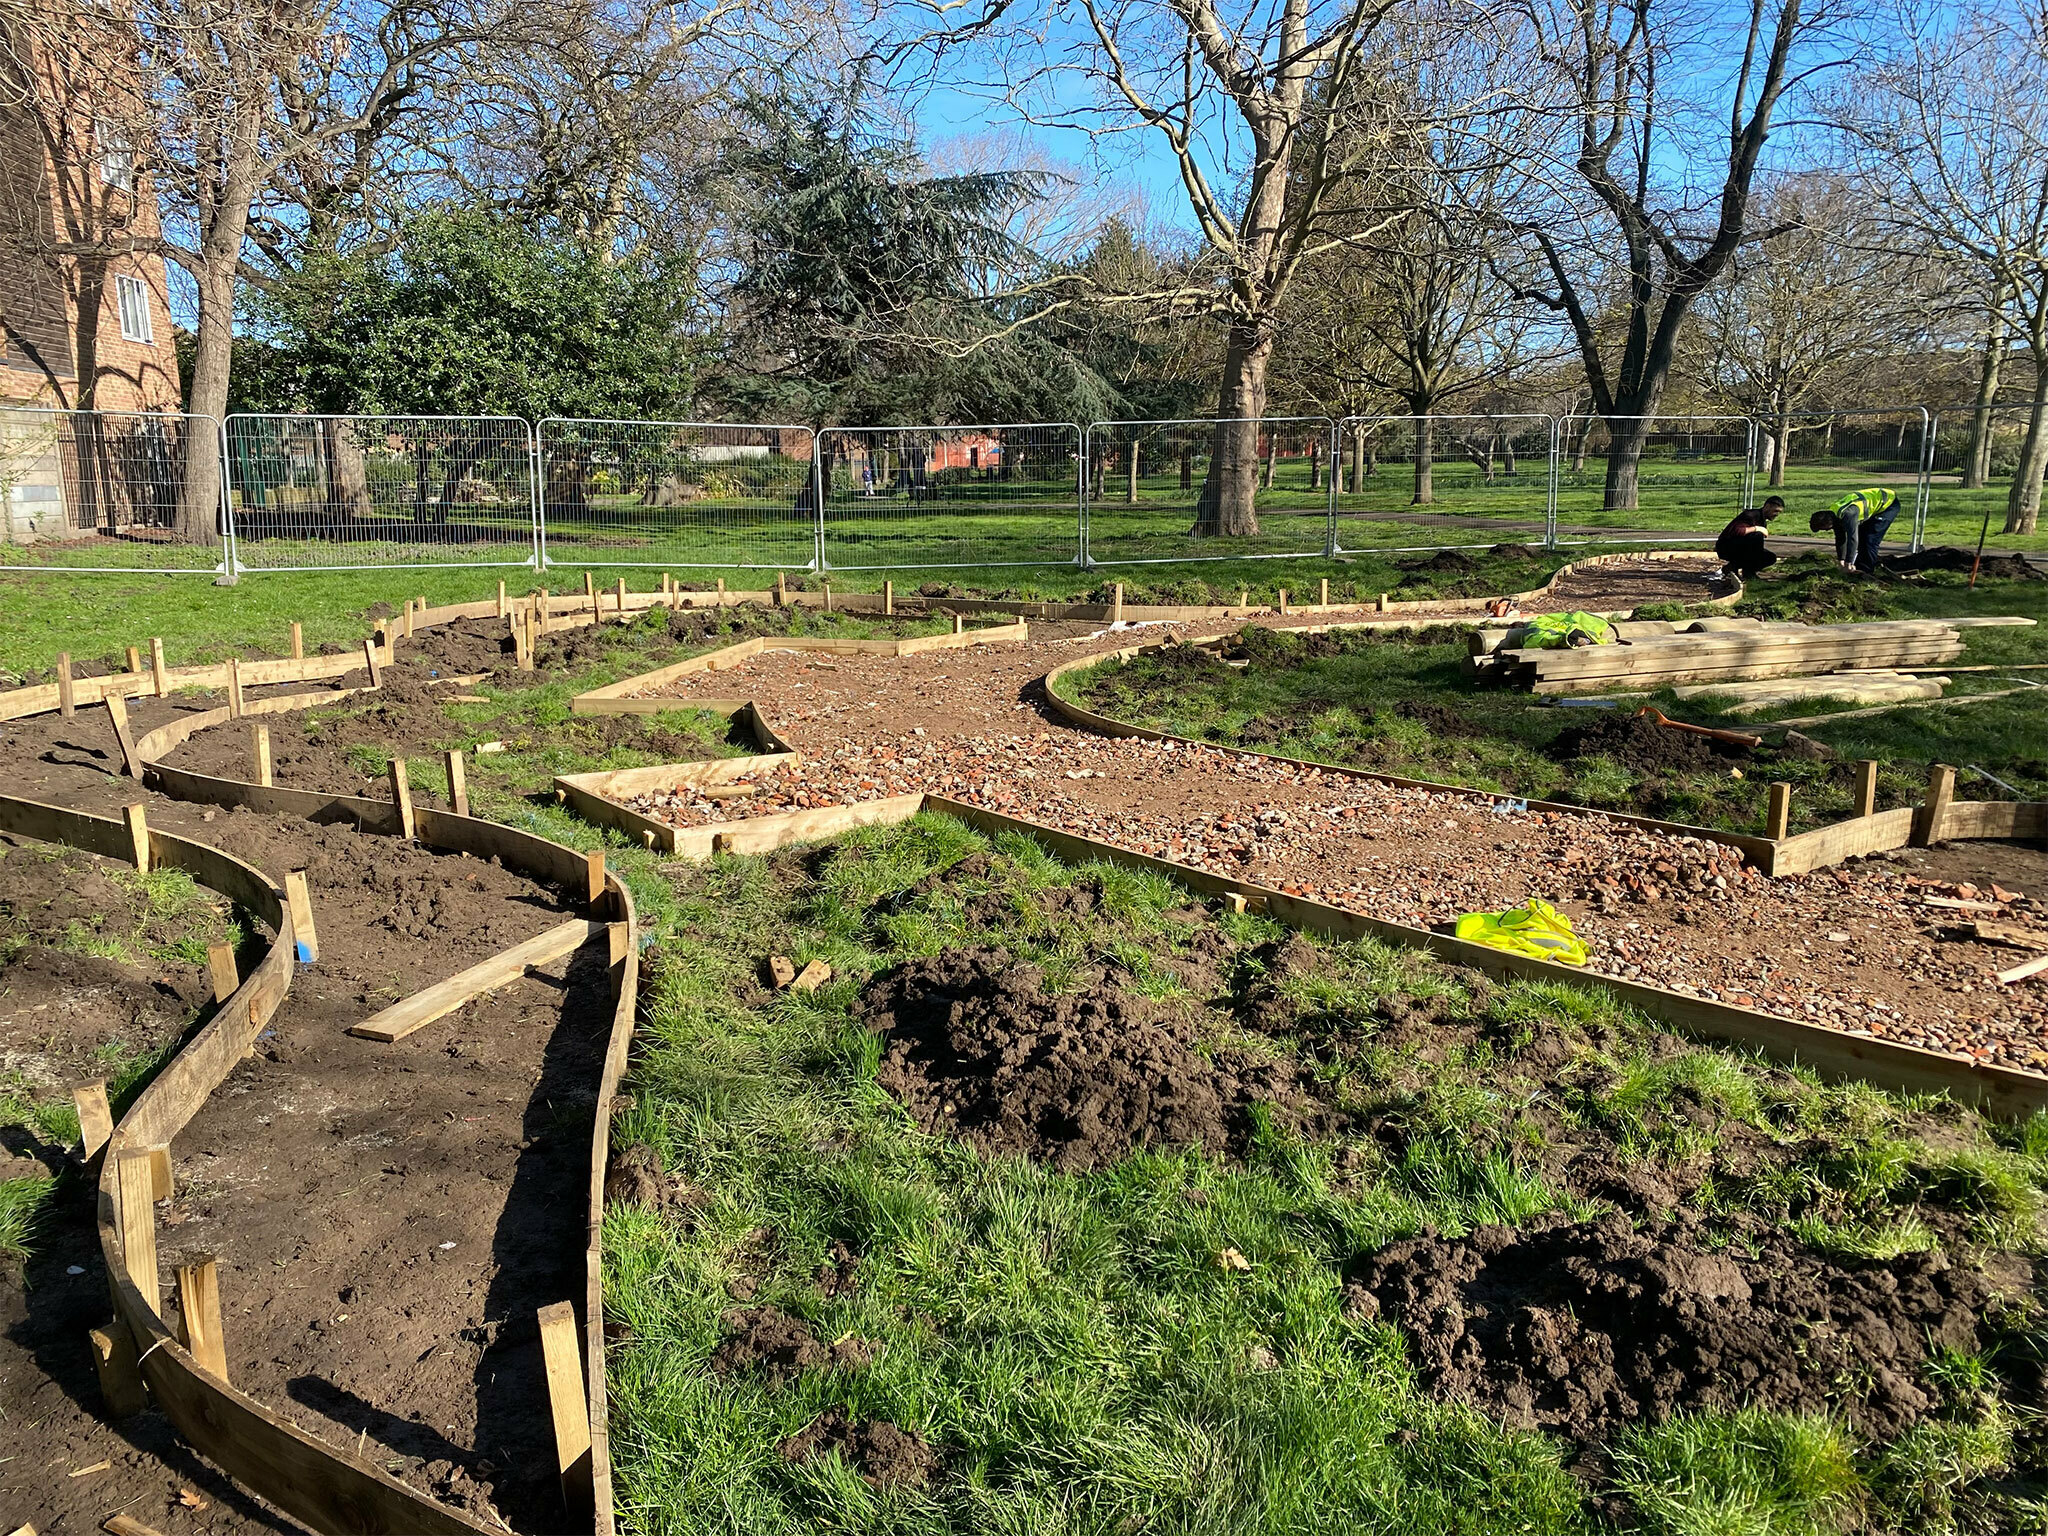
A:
[[1082, 417, 1335, 565], [225, 414, 538, 571], [1758, 407, 1934, 554], [1550, 415, 1758, 547], [0, 407, 226, 572], [1330, 414, 1557, 554], [538, 420, 818, 571], [819, 423, 1081, 570]]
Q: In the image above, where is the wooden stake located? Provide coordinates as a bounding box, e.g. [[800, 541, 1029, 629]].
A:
[[57, 653, 74, 717], [1765, 782, 1793, 840], [584, 850, 606, 908], [150, 638, 167, 697], [775, 572, 786, 606], [615, 576, 627, 616], [225, 657, 244, 719], [536, 1301, 592, 1504], [146, 1145, 172, 1200], [125, 644, 141, 674], [1111, 583, 1124, 623], [290, 621, 303, 660], [254, 722, 272, 786], [73, 1080, 113, 1159], [1319, 578, 1329, 606], [496, 580, 507, 619], [716, 577, 726, 604], [883, 579, 893, 616], [822, 578, 832, 613], [175, 1257, 228, 1382], [515, 614, 534, 671], [536, 588, 550, 636], [1916, 763, 1957, 847], [1853, 759, 1879, 820], [584, 570, 596, 603], [1278, 588, 1289, 615], [115, 1149, 159, 1317], [105, 695, 140, 778], [388, 757, 417, 840], [1237, 587, 1248, 607], [206, 943, 239, 1004], [89, 1324, 146, 1418], [403, 599, 416, 639], [361, 636, 382, 688], [445, 748, 469, 818], [123, 803, 150, 872], [952, 612, 964, 634], [283, 870, 318, 962], [1378, 592, 1389, 612]]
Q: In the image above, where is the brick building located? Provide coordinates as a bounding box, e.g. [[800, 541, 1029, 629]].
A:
[[1, 14, 185, 544]]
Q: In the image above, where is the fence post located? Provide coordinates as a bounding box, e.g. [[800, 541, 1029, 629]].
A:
[[1077, 425, 1092, 568], [1544, 416, 1561, 550], [216, 414, 239, 577], [1912, 408, 1935, 553], [529, 419, 546, 570], [811, 433, 827, 573], [1323, 418, 1339, 558]]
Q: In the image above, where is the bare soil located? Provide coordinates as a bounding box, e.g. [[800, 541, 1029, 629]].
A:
[[778, 1406, 937, 1489]]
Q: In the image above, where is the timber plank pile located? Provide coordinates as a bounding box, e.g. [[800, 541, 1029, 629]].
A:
[[1472, 617, 1967, 694]]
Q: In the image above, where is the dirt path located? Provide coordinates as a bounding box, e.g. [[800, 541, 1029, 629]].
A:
[[622, 611, 2044, 1070]]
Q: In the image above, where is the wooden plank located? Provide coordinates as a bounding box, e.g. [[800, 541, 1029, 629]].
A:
[[105, 694, 140, 778], [346, 918, 603, 1042], [1854, 759, 1878, 819], [150, 638, 168, 698], [254, 722, 272, 787], [1766, 782, 1793, 840], [283, 870, 318, 963], [362, 635, 382, 688], [445, 748, 469, 817], [388, 757, 417, 840], [89, 1323, 146, 1417], [123, 803, 150, 872], [538, 1300, 594, 1507], [226, 657, 244, 718], [73, 1080, 113, 1159], [116, 1149, 159, 1319], [290, 620, 303, 660], [206, 943, 239, 1003], [1964, 921, 2048, 950], [1765, 684, 2042, 732], [126, 645, 141, 673], [104, 1515, 163, 1536], [175, 1256, 228, 1382], [583, 850, 605, 908], [1997, 953, 2048, 984], [667, 793, 926, 859], [1916, 763, 1957, 847], [57, 653, 73, 717], [1771, 808, 1919, 877]]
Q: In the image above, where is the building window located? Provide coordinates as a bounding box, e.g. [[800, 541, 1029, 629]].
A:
[[98, 117, 134, 191], [116, 274, 154, 343]]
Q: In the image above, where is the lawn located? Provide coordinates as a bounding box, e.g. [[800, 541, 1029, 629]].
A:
[[1055, 556, 2048, 837], [601, 813, 2047, 1533]]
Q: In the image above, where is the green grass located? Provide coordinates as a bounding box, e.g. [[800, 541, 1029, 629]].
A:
[[602, 816, 2045, 1533], [1054, 555, 2048, 836]]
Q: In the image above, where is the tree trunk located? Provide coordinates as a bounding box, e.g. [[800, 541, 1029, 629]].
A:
[[1411, 415, 1434, 504], [1569, 427, 1587, 474], [1349, 426, 1364, 493], [324, 417, 373, 519], [1262, 433, 1278, 490], [1966, 306, 2008, 490], [2005, 366, 2048, 535], [1755, 432, 1775, 486], [178, 264, 235, 544], [1503, 436, 1516, 476], [1308, 438, 1320, 490], [1768, 417, 1791, 489], [1179, 442, 1192, 491], [1126, 443, 1139, 504], [1193, 322, 1271, 537], [1602, 417, 1651, 511]]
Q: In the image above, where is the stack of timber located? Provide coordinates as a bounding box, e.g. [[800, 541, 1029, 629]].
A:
[[1475, 618, 1966, 695]]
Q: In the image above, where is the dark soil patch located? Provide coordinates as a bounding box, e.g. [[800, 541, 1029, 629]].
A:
[[1881, 545, 2046, 581], [779, 1406, 938, 1489], [857, 944, 1323, 1171], [1344, 1211, 2010, 1444], [711, 1304, 873, 1386], [1549, 712, 1747, 774]]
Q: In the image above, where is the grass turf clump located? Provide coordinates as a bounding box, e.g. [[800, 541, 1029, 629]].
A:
[[602, 816, 2048, 1532]]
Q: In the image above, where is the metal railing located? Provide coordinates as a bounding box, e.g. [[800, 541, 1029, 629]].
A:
[[1550, 414, 1759, 547], [1080, 417, 1337, 565], [820, 423, 1081, 569], [537, 419, 819, 571], [1750, 407, 1932, 553], [1, 407, 227, 572], [1331, 413, 1559, 555], [224, 414, 539, 571]]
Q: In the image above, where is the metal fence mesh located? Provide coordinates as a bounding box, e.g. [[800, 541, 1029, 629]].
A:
[[225, 414, 538, 570], [0, 407, 225, 572], [1331, 414, 1556, 553], [819, 424, 1081, 570], [1759, 409, 1931, 555], [1082, 418, 1334, 564], [538, 420, 818, 571], [1551, 415, 1757, 546]]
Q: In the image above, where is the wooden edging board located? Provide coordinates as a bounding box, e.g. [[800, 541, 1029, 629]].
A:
[[567, 621, 1031, 716]]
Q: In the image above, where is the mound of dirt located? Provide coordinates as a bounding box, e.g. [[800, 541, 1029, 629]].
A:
[[1549, 711, 1746, 774], [405, 617, 518, 676], [779, 1406, 937, 1488], [711, 1305, 873, 1386], [858, 945, 1318, 1171], [1344, 1212, 2001, 1442], [1400, 550, 1483, 577], [1882, 545, 2045, 581]]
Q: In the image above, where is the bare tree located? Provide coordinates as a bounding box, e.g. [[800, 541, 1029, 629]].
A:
[[1837, 0, 2048, 532], [1497, 0, 1845, 510], [1685, 173, 1927, 485]]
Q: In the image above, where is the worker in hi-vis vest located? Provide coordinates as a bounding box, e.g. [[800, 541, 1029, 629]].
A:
[[1809, 487, 1899, 574]]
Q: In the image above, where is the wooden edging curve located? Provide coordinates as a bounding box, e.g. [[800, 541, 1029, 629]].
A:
[[33, 688, 638, 1532]]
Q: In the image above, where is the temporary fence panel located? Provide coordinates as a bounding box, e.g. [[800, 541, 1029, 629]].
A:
[[0, 407, 227, 572], [538, 420, 818, 571], [225, 414, 538, 571], [1753, 408, 1932, 557], [1330, 414, 1557, 554], [819, 424, 1082, 570], [1552, 415, 1757, 546], [1919, 406, 2048, 557], [1082, 417, 1335, 565]]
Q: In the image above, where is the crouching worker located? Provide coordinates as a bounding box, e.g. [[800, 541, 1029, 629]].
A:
[[1811, 486, 1899, 574], [1715, 497, 1782, 580]]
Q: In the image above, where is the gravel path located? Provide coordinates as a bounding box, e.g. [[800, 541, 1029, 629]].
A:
[[606, 592, 2043, 1072]]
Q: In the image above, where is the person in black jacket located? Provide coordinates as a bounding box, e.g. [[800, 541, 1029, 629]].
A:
[[1715, 497, 1782, 580]]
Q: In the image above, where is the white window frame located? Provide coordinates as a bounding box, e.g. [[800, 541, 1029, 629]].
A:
[[115, 274, 154, 344], [97, 116, 134, 191]]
